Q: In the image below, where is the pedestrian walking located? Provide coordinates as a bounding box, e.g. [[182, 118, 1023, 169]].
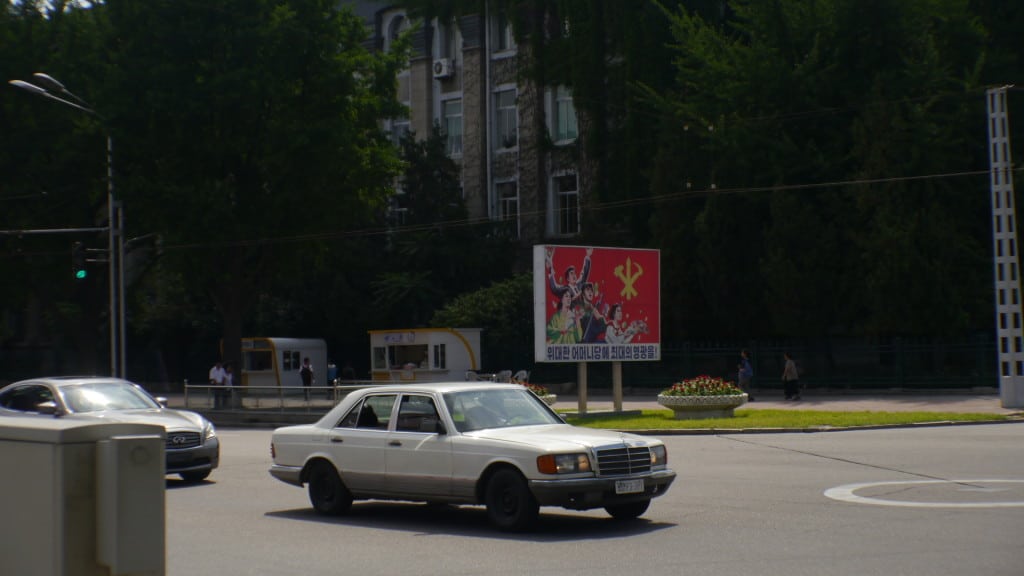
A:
[[300, 357, 314, 401], [782, 352, 801, 401], [209, 360, 226, 409], [738, 349, 755, 402]]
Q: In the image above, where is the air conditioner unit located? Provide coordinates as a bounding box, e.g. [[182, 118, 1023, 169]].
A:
[[433, 58, 454, 79]]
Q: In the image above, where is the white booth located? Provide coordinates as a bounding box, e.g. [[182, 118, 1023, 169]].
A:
[[370, 328, 482, 382], [240, 337, 328, 388]]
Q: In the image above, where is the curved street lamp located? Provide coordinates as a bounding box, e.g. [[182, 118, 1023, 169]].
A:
[[9, 73, 126, 378]]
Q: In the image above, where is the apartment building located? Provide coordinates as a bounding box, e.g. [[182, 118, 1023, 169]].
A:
[[350, 2, 582, 245]]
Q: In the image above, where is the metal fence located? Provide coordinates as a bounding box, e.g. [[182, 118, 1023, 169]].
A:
[[529, 336, 999, 393], [183, 383, 369, 412], [173, 337, 999, 411]]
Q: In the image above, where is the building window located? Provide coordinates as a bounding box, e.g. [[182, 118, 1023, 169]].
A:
[[496, 180, 520, 238], [495, 89, 517, 149], [552, 86, 578, 143], [385, 14, 409, 52], [390, 119, 410, 147], [492, 10, 515, 53], [443, 99, 463, 156], [385, 11, 411, 149], [439, 19, 459, 60], [553, 173, 579, 236], [433, 343, 446, 369]]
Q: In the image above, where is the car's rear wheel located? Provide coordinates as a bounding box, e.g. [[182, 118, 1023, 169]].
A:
[[307, 461, 353, 516], [484, 469, 538, 531], [605, 499, 650, 520], [179, 470, 210, 483]]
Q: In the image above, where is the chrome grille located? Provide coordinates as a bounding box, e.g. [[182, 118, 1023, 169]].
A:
[[596, 446, 651, 476], [166, 431, 201, 450]]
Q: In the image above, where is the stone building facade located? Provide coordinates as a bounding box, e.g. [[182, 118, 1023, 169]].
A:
[[350, 2, 582, 247]]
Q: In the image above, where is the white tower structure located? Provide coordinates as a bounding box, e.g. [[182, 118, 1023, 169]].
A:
[[986, 86, 1024, 408]]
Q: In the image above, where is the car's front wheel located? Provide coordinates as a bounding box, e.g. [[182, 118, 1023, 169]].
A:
[[307, 461, 353, 516], [484, 469, 539, 531], [605, 499, 650, 520]]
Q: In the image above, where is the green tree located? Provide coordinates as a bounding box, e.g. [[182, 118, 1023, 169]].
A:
[[2, 1, 112, 376], [431, 273, 533, 371], [371, 129, 518, 329], [100, 0, 410, 372], [651, 0, 991, 339]]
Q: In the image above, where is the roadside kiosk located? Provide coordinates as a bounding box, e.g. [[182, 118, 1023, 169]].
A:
[[369, 328, 482, 382], [239, 337, 328, 389]]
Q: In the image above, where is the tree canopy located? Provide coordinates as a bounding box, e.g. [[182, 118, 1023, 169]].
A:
[[3, 0, 1024, 382]]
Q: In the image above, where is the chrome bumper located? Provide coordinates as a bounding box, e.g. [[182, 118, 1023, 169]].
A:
[[528, 469, 676, 510], [269, 464, 304, 487]]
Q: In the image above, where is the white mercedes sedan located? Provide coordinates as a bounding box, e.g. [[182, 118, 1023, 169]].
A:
[[269, 381, 676, 531]]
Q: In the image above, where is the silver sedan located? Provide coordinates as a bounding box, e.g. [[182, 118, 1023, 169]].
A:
[[0, 376, 219, 482]]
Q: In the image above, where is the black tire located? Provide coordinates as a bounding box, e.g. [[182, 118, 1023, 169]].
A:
[[307, 461, 353, 516], [605, 499, 650, 520], [179, 470, 210, 483], [484, 469, 539, 531]]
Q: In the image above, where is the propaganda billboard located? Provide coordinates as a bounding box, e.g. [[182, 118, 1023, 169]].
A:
[[533, 245, 661, 363]]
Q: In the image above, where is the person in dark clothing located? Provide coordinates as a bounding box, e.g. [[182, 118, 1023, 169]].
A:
[[738, 349, 755, 402], [782, 352, 801, 401], [300, 357, 314, 401]]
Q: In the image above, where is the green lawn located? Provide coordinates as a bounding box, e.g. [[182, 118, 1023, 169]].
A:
[[563, 409, 1009, 430]]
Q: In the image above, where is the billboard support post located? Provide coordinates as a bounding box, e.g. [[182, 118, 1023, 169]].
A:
[[577, 362, 588, 415], [612, 361, 623, 411]]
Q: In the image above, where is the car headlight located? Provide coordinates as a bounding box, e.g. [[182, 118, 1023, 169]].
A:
[[650, 445, 667, 467], [203, 421, 217, 440], [537, 453, 592, 474]]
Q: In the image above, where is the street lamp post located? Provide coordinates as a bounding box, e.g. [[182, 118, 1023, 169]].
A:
[[8, 74, 126, 378]]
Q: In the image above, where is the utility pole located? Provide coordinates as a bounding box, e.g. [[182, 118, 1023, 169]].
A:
[[9, 74, 126, 378], [986, 86, 1024, 408]]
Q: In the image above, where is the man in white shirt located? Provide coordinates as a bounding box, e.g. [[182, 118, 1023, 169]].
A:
[[209, 361, 226, 409]]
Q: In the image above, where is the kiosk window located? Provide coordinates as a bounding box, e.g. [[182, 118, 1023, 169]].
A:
[[282, 350, 300, 371], [373, 347, 387, 370]]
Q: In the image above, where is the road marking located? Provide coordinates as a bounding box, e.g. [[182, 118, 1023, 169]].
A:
[[824, 479, 1024, 508]]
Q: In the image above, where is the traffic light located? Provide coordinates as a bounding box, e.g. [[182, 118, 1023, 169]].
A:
[[71, 241, 87, 280]]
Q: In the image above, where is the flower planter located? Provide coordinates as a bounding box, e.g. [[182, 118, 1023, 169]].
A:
[[657, 393, 748, 420], [539, 394, 557, 406]]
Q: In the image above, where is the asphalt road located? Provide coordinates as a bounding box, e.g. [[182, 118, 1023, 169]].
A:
[[166, 423, 1024, 576]]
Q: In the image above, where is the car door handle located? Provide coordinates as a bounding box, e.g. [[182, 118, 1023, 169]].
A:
[[389, 440, 402, 446], [330, 436, 344, 443]]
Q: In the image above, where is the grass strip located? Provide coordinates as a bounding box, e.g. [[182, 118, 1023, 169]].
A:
[[563, 409, 1009, 430]]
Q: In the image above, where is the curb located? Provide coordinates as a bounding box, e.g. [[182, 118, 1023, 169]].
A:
[[618, 416, 1024, 435]]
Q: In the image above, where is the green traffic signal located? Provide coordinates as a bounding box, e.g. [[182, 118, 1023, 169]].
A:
[[71, 241, 87, 280]]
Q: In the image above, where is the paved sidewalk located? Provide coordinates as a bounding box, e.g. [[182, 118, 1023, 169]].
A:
[[163, 390, 1022, 417]]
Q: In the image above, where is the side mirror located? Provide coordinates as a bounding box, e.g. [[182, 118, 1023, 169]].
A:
[[155, 397, 168, 408]]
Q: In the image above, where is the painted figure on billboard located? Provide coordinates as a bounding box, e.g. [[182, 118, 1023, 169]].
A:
[[546, 246, 592, 305], [546, 288, 582, 344], [579, 282, 607, 343], [604, 303, 648, 344], [535, 245, 661, 363]]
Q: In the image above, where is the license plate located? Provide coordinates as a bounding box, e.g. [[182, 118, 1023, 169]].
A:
[[615, 479, 644, 494]]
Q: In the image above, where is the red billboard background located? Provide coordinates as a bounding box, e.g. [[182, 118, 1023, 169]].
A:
[[534, 245, 660, 362]]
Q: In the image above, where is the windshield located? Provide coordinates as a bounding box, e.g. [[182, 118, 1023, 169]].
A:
[[60, 381, 161, 413], [443, 388, 563, 432]]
